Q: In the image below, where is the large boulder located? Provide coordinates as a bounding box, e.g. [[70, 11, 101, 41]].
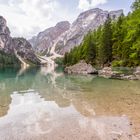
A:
[[64, 60, 98, 74], [134, 67, 140, 80], [98, 67, 114, 78]]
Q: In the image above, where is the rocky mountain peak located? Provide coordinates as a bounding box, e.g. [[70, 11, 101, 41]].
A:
[[55, 21, 70, 29], [0, 16, 41, 65], [77, 8, 103, 19], [0, 16, 10, 36], [30, 8, 123, 55], [29, 21, 70, 55], [0, 16, 6, 28], [55, 8, 123, 54], [0, 16, 11, 50], [109, 9, 123, 19]]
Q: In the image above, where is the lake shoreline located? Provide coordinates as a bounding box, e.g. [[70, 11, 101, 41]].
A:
[[64, 61, 140, 80]]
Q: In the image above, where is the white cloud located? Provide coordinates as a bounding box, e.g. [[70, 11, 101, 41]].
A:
[[0, 0, 75, 38], [78, 0, 108, 11], [0, 0, 108, 38]]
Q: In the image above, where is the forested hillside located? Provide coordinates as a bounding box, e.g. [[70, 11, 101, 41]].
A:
[[63, 0, 140, 67], [0, 51, 20, 67]]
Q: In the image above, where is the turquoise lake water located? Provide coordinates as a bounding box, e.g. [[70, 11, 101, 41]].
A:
[[0, 67, 140, 140]]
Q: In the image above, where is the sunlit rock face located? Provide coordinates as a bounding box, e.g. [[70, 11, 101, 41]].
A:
[[55, 8, 123, 55], [0, 16, 13, 52], [12, 38, 41, 65], [0, 16, 40, 65], [29, 21, 70, 55], [30, 8, 123, 55]]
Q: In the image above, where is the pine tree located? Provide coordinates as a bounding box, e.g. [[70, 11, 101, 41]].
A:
[[63, 0, 140, 67], [132, 0, 140, 11], [112, 14, 124, 61], [100, 14, 113, 65], [86, 32, 96, 64], [63, 52, 68, 65]]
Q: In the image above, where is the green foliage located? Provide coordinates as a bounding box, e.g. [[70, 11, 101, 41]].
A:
[[63, 0, 140, 67], [100, 15, 113, 65], [0, 51, 20, 67], [132, 0, 140, 11], [55, 57, 64, 66], [63, 31, 97, 66]]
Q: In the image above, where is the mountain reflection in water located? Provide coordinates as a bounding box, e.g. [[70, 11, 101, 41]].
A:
[[0, 90, 132, 140], [0, 67, 140, 140]]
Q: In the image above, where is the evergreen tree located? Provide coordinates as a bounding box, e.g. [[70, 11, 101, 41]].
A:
[[112, 14, 125, 66], [86, 32, 96, 64], [63, 0, 140, 67], [132, 0, 140, 11], [100, 15, 113, 65]]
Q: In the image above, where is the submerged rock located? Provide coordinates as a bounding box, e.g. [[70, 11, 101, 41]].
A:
[[65, 64, 140, 80], [64, 60, 98, 74], [99, 67, 139, 80], [119, 74, 138, 80]]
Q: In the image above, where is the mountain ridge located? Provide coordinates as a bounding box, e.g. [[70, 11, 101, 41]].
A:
[[29, 8, 123, 55], [29, 21, 70, 55], [0, 16, 41, 66]]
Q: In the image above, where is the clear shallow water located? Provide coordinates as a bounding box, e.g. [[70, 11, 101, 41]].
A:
[[0, 67, 140, 140]]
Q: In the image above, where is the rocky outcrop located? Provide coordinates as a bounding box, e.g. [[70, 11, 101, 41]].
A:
[[119, 74, 138, 80], [135, 67, 140, 74], [99, 67, 139, 80], [65, 63, 140, 80], [0, 16, 13, 53], [64, 60, 98, 74], [98, 67, 115, 78], [29, 21, 70, 55], [0, 16, 40, 66], [134, 67, 140, 80]]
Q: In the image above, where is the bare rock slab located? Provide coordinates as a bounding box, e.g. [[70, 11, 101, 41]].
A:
[[64, 61, 98, 75]]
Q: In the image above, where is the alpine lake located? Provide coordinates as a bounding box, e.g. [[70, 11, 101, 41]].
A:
[[0, 66, 140, 140]]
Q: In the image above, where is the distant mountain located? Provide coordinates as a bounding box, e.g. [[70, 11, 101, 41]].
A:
[[30, 8, 123, 55], [29, 21, 70, 55], [0, 16, 40, 66]]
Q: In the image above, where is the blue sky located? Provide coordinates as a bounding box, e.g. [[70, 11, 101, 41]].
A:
[[60, 0, 134, 13], [0, 0, 134, 38]]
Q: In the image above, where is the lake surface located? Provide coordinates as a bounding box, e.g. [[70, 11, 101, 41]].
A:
[[0, 67, 140, 140]]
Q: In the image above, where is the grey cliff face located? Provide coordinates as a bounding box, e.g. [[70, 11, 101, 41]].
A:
[[55, 8, 123, 54], [0, 16, 40, 65], [29, 21, 70, 55], [30, 8, 123, 55], [0, 16, 13, 53], [12, 38, 41, 65]]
